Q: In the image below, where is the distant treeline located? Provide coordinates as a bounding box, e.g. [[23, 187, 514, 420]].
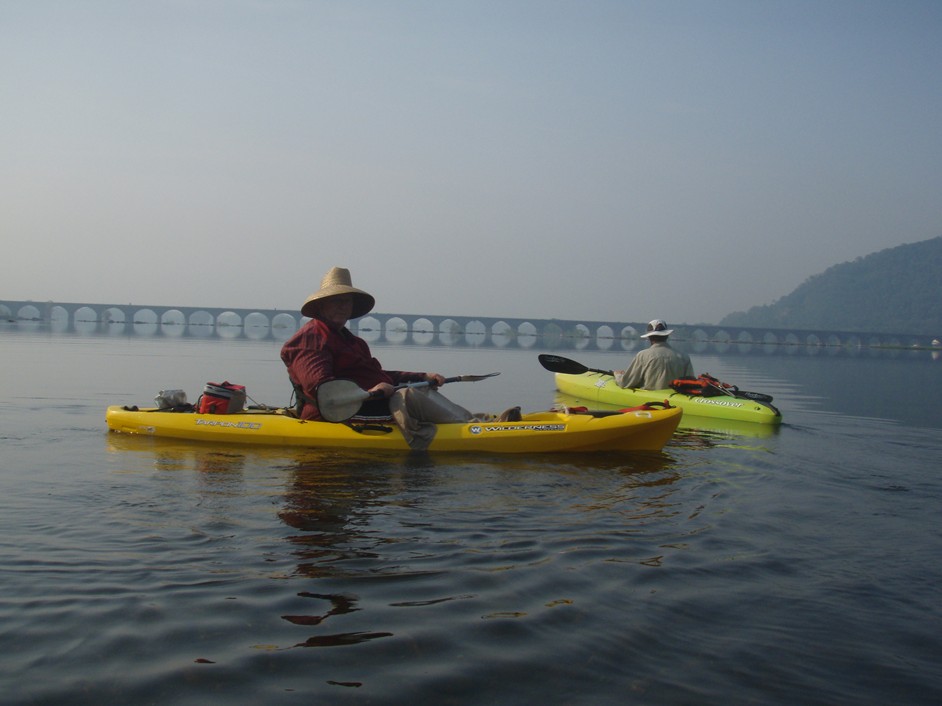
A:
[[720, 235, 942, 336]]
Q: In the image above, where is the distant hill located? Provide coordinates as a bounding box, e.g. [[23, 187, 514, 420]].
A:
[[720, 236, 942, 336]]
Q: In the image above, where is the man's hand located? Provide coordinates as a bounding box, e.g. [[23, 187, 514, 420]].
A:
[[368, 382, 396, 398], [424, 372, 446, 388]]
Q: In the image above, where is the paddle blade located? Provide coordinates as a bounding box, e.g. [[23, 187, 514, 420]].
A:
[[537, 354, 590, 375], [446, 372, 501, 383], [734, 390, 774, 403], [316, 379, 370, 422]]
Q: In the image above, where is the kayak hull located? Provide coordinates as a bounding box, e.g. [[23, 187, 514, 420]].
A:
[[105, 404, 683, 453], [555, 372, 782, 425]]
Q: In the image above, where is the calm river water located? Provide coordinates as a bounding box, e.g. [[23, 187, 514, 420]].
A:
[[2, 331, 941, 705]]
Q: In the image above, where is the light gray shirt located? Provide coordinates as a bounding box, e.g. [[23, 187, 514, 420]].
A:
[[614, 341, 695, 390]]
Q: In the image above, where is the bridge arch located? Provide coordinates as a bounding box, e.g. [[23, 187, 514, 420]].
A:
[[517, 322, 538, 348], [134, 308, 160, 336], [409, 317, 433, 345], [74, 306, 99, 335], [492, 320, 514, 347], [593, 325, 612, 350], [384, 316, 409, 344], [243, 312, 270, 340], [436, 319, 459, 346], [272, 313, 297, 340], [161, 309, 186, 336], [216, 311, 242, 339], [102, 307, 127, 335], [542, 322, 564, 349], [618, 325, 639, 351], [17, 303, 43, 322], [463, 320, 485, 346], [572, 323, 591, 350], [187, 310, 214, 337], [356, 315, 380, 343], [49, 305, 70, 333]]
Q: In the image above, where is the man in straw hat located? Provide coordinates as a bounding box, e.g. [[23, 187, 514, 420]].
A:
[[281, 266, 520, 449], [613, 319, 694, 391]]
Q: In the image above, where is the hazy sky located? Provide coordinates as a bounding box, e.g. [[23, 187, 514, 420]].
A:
[[3, 0, 941, 325]]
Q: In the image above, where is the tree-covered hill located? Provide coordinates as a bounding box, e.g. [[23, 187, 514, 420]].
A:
[[720, 236, 942, 336]]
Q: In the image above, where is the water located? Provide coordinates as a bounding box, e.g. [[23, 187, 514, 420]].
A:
[[2, 332, 941, 705]]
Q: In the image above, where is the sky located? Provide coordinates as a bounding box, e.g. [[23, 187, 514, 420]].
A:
[[2, 0, 941, 325]]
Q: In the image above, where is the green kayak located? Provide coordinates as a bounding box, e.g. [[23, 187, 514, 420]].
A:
[[554, 371, 782, 426]]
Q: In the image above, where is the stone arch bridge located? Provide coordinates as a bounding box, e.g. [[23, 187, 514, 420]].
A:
[[1, 299, 936, 355]]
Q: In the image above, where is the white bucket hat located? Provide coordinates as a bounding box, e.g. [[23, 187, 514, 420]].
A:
[[301, 267, 375, 319], [640, 319, 674, 339]]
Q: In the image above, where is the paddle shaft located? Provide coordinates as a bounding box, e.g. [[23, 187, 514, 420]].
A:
[[316, 373, 499, 423]]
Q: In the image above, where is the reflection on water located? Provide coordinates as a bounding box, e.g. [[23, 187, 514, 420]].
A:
[[285, 592, 390, 650], [272, 448, 689, 658], [106, 428, 691, 669], [278, 454, 430, 580]]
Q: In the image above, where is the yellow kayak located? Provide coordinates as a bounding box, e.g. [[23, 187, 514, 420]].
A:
[[105, 403, 682, 454]]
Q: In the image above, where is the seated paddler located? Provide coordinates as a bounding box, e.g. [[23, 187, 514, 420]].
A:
[[613, 319, 695, 390], [280, 266, 519, 449]]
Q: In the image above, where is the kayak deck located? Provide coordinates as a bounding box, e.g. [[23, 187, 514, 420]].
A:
[[105, 404, 683, 453], [554, 372, 781, 425]]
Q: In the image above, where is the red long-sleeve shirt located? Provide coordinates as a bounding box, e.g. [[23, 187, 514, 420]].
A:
[[280, 318, 425, 419]]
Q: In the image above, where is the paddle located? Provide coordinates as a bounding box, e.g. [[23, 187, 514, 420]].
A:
[[316, 373, 501, 423], [538, 354, 774, 403], [537, 354, 613, 377]]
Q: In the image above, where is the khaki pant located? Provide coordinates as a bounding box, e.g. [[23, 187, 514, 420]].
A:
[[388, 387, 474, 451]]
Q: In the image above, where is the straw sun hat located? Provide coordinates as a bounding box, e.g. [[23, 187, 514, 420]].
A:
[[301, 267, 376, 320]]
